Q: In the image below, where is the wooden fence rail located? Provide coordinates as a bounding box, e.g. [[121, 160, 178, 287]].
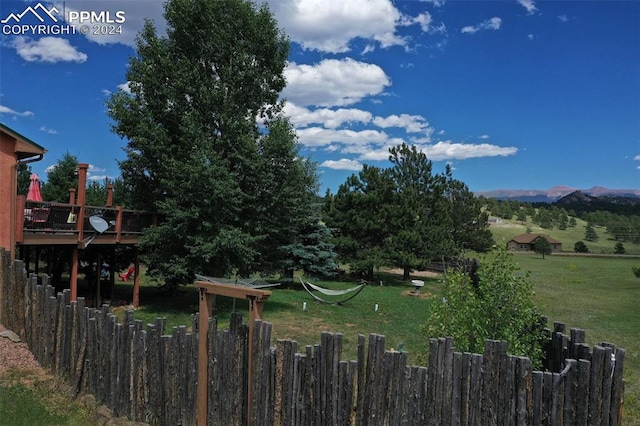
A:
[[0, 250, 625, 425]]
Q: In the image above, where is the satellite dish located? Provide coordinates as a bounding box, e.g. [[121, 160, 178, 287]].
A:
[[89, 216, 110, 234]]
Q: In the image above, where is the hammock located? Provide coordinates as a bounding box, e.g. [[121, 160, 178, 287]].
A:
[[299, 277, 366, 305]]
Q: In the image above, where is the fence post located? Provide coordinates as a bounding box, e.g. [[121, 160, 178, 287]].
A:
[[196, 286, 214, 426]]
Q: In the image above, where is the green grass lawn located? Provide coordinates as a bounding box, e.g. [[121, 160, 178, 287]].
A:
[[0, 369, 93, 425], [111, 271, 441, 362]]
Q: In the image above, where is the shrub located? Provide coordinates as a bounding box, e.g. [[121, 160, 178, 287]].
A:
[[633, 267, 640, 278], [574, 241, 589, 253], [423, 245, 546, 367]]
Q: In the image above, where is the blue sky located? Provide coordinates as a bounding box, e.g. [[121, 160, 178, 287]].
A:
[[1, 0, 638, 195]]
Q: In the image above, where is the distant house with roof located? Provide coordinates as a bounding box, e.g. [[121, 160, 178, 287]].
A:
[[507, 233, 562, 253]]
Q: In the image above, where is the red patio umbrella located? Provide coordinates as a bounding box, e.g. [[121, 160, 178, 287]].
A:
[[27, 173, 43, 202]]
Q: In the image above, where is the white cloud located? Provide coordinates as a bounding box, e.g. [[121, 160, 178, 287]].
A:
[[320, 158, 363, 171], [268, 0, 405, 53], [283, 58, 391, 107], [633, 155, 640, 161], [283, 103, 372, 129], [0, 105, 34, 117], [87, 164, 111, 181], [517, 0, 538, 15], [12, 36, 87, 63], [39, 126, 57, 134], [404, 12, 433, 33], [372, 114, 432, 134], [117, 82, 132, 94], [461, 17, 502, 34], [558, 15, 569, 23], [421, 141, 517, 160], [479, 134, 490, 139], [422, 0, 446, 6], [296, 127, 389, 148], [356, 141, 518, 162], [362, 44, 376, 55]]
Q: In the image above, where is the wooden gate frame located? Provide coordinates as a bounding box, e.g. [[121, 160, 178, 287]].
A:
[[195, 280, 272, 426]]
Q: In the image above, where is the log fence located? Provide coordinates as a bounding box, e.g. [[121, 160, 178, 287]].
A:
[[0, 250, 626, 425]]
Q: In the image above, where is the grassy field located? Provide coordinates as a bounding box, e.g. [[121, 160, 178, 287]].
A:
[[489, 214, 640, 255]]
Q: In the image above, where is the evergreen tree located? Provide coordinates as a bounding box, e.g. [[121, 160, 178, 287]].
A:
[[584, 223, 599, 242], [17, 163, 32, 196], [443, 166, 493, 254], [386, 143, 450, 280], [574, 241, 589, 253], [41, 152, 78, 202], [281, 205, 338, 280], [326, 165, 395, 280], [326, 143, 491, 281]]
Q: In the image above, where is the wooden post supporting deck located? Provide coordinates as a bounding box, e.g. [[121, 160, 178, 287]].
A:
[[132, 254, 140, 308], [70, 164, 89, 302], [195, 280, 272, 426]]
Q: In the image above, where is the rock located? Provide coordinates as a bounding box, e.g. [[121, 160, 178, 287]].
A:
[[79, 393, 98, 408], [94, 404, 115, 424], [0, 330, 21, 342]]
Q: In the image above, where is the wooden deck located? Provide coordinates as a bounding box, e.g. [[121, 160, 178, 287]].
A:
[[16, 196, 154, 247]]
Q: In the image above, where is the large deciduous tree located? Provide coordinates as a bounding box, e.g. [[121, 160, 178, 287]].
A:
[[107, 0, 317, 284]]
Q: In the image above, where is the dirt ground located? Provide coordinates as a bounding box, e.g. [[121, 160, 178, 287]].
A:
[[0, 324, 41, 374], [382, 268, 442, 278]]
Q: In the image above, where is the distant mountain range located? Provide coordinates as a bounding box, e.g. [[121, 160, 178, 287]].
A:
[[477, 186, 640, 202]]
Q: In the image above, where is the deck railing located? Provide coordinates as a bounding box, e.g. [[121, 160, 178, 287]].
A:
[[15, 196, 155, 244]]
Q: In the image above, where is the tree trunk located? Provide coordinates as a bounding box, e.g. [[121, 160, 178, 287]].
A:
[[403, 266, 411, 281], [285, 268, 294, 284], [367, 267, 374, 282]]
